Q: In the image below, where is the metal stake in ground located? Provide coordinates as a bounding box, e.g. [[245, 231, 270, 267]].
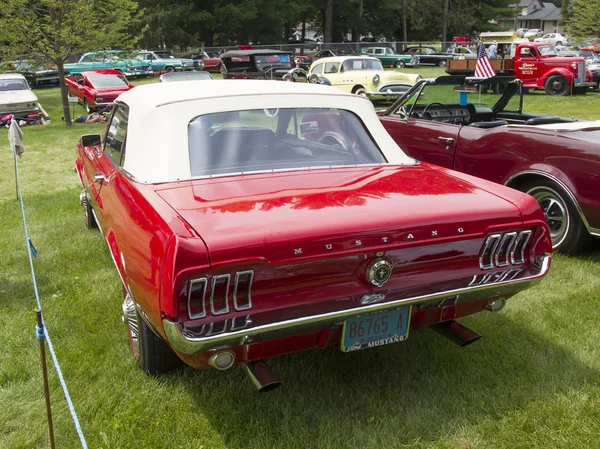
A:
[[36, 309, 56, 449]]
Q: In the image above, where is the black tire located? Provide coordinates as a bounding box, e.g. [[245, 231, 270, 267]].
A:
[[122, 289, 181, 375], [353, 86, 367, 96], [165, 66, 175, 73], [544, 75, 570, 96], [438, 59, 447, 68], [522, 179, 590, 254], [84, 195, 97, 229], [395, 60, 406, 69]]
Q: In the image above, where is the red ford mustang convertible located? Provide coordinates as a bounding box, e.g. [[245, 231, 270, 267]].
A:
[[75, 81, 551, 391]]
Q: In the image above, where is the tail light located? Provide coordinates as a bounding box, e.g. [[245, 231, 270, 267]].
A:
[[185, 270, 254, 320], [479, 230, 532, 270]]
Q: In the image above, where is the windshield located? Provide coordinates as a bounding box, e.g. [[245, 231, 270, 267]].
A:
[[342, 59, 384, 71], [393, 78, 520, 114], [187, 108, 386, 177], [255, 54, 292, 71], [87, 74, 129, 88], [0, 79, 28, 91], [538, 46, 557, 56]]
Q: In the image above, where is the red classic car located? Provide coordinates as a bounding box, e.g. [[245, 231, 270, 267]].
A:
[[65, 70, 135, 113], [379, 76, 600, 254], [184, 52, 223, 72], [75, 80, 551, 391]]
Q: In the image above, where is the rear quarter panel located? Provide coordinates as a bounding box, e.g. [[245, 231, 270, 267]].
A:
[[454, 125, 600, 229]]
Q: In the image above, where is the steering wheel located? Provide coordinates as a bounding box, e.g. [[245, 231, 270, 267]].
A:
[[421, 102, 453, 120]]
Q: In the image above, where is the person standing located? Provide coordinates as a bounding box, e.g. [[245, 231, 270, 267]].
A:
[[488, 41, 498, 59]]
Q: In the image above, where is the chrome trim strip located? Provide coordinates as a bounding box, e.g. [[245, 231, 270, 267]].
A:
[[479, 234, 502, 270], [590, 227, 600, 237], [187, 278, 208, 319], [233, 270, 253, 311], [163, 255, 551, 354], [494, 232, 517, 267], [511, 230, 532, 265], [505, 170, 592, 234], [210, 274, 230, 316]]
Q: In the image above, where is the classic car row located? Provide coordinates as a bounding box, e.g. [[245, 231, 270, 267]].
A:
[[75, 80, 563, 391]]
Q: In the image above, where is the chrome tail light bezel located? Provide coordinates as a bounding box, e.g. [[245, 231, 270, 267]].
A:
[[187, 277, 208, 319], [233, 270, 254, 311], [210, 274, 231, 316], [480, 230, 533, 270]]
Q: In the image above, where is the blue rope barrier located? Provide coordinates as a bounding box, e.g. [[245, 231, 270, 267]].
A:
[[13, 138, 89, 449]]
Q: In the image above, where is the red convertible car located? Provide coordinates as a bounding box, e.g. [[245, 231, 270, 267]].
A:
[[75, 81, 551, 391], [65, 70, 135, 113], [379, 76, 600, 254]]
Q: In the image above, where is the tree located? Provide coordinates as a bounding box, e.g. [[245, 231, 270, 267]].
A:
[[567, 0, 600, 38], [0, 0, 141, 126]]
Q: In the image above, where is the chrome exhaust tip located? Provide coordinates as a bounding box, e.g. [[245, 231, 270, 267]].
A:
[[242, 361, 281, 393], [430, 320, 482, 347]]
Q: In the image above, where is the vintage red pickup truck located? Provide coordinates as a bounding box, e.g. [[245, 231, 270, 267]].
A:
[[446, 42, 594, 96]]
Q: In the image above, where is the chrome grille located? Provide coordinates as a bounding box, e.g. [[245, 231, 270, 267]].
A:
[[577, 62, 586, 83], [480, 230, 532, 270]]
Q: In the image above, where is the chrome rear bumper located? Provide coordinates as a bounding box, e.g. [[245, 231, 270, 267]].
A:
[[163, 255, 550, 354]]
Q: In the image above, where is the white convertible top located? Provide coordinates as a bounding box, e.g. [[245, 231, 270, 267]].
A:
[[116, 80, 416, 183]]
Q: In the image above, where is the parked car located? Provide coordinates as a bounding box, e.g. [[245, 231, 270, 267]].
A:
[[360, 47, 419, 68], [534, 33, 567, 46], [401, 47, 449, 67], [65, 70, 135, 113], [307, 56, 420, 99], [296, 49, 357, 71], [138, 50, 202, 72], [555, 50, 600, 72], [379, 75, 600, 253], [159, 71, 213, 82], [452, 36, 472, 45], [445, 46, 477, 59], [445, 42, 594, 96], [74, 80, 552, 388], [220, 49, 305, 80], [579, 40, 600, 53], [64, 51, 153, 77], [516, 28, 529, 38], [524, 29, 543, 40], [0, 73, 41, 117], [183, 52, 222, 72], [288, 37, 321, 50], [0, 60, 61, 88]]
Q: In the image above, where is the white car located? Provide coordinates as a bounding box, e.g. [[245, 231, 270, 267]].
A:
[[524, 29, 543, 40], [0, 74, 40, 117], [534, 33, 567, 45]]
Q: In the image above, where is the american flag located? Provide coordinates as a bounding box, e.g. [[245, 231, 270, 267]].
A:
[[474, 44, 496, 78]]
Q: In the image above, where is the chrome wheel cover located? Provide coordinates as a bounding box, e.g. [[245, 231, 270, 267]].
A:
[[527, 186, 570, 248], [122, 291, 140, 359]]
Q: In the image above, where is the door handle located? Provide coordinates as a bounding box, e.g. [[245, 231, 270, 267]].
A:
[[438, 137, 455, 150], [93, 173, 106, 184]]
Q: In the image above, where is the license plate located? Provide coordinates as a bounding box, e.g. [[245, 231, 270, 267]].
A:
[[341, 306, 411, 352], [575, 78, 580, 84]]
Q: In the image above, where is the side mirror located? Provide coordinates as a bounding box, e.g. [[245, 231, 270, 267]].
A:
[[81, 134, 102, 147]]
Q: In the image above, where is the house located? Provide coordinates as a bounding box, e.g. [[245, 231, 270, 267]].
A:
[[496, 0, 564, 34]]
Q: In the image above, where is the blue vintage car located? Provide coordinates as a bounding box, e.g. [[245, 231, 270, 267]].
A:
[[137, 50, 203, 72], [64, 51, 153, 77]]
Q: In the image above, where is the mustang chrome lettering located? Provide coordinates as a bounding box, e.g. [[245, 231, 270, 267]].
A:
[[360, 293, 387, 305]]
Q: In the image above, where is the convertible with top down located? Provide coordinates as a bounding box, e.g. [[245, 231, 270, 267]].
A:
[[379, 76, 600, 254], [75, 80, 551, 391]]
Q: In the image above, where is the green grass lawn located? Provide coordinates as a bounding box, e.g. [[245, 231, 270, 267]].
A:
[[1, 75, 599, 449]]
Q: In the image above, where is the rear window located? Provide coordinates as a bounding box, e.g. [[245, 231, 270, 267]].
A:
[[187, 108, 386, 177]]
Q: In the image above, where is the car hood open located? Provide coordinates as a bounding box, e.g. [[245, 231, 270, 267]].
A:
[[155, 165, 524, 266]]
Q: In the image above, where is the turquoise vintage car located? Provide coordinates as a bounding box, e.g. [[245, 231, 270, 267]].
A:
[[360, 47, 419, 68], [64, 51, 153, 77]]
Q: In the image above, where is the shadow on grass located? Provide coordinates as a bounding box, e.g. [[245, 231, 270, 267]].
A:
[[168, 311, 600, 448]]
